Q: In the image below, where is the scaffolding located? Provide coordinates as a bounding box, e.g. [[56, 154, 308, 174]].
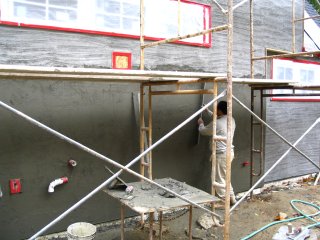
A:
[[0, 0, 319, 240]]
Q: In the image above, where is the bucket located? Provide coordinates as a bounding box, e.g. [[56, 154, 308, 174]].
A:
[[67, 222, 97, 240]]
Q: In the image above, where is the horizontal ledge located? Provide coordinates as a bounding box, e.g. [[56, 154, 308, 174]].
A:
[[142, 78, 217, 86], [262, 93, 320, 97], [254, 85, 320, 90], [0, 65, 226, 82], [215, 77, 298, 85]]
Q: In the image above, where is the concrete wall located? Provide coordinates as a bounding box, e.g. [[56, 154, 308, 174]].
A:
[[0, 0, 315, 239]]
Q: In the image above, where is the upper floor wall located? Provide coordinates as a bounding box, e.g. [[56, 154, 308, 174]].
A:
[[0, 0, 303, 77]]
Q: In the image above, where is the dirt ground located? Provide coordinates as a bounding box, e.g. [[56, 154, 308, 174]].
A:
[[40, 178, 320, 240], [90, 179, 320, 240]]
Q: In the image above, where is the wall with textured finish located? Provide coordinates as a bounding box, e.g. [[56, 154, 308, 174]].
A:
[[0, 0, 313, 239], [265, 101, 320, 182]]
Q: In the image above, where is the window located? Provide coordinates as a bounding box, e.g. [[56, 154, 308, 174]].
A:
[[0, 0, 211, 47], [271, 58, 320, 102]]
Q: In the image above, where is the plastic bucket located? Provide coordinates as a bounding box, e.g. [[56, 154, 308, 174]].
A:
[[67, 222, 97, 240]]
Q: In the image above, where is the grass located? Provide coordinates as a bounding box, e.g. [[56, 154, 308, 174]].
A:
[[308, 0, 320, 14]]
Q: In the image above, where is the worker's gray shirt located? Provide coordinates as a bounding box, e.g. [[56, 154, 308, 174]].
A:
[[198, 114, 236, 153]]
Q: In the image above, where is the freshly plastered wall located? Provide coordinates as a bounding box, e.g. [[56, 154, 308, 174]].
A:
[[0, 0, 310, 239]]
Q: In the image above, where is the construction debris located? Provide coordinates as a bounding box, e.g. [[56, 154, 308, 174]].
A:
[[185, 227, 208, 239], [197, 213, 214, 230], [274, 212, 288, 221]]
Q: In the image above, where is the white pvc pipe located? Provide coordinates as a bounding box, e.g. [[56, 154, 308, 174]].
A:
[[48, 177, 68, 193]]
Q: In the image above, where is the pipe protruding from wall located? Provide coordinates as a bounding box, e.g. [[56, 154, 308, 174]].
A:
[[48, 177, 68, 193], [68, 159, 77, 167]]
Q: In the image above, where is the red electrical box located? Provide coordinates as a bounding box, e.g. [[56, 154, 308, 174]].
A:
[[9, 179, 22, 194]]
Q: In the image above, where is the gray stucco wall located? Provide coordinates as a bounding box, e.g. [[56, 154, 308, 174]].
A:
[[0, 0, 315, 239], [265, 101, 320, 182]]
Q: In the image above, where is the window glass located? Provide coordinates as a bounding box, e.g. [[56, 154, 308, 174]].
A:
[[123, 3, 139, 17], [25, 0, 45, 3], [48, 8, 77, 22], [272, 59, 320, 101], [0, 0, 211, 46], [14, 2, 45, 20], [49, 0, 77, 8]]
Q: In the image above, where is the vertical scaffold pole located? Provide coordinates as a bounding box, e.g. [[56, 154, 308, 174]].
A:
[[249, 0, 255, 194], [140, 84, 145, 178], [148, 86, 153, 179], [250, 0, 254, 80], [292, 0, 296, 52], [140, 0, 145, 70], [211, 81, 218, 209], [224, 0, 234, 238]]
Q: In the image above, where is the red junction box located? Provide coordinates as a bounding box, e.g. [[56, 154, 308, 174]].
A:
[[9, 179, 22, 194]]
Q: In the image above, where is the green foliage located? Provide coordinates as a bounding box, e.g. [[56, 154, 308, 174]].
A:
[[308, 0, 320, 14]]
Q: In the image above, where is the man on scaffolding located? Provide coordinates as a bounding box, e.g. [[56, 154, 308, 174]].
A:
[[198, 100, 237, 205]]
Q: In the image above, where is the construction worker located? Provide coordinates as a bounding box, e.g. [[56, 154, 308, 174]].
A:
[[197, 100, 237, 205]]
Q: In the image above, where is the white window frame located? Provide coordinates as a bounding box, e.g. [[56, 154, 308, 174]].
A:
[[0, 0, 212, 47], [271, 58, 320, 102]]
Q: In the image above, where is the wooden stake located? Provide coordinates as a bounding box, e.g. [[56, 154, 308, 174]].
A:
[[121, 204, 125, 240], [149, 212, 154, 240], [159, 211, 163, 240], [189, 206, 193, 240]]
